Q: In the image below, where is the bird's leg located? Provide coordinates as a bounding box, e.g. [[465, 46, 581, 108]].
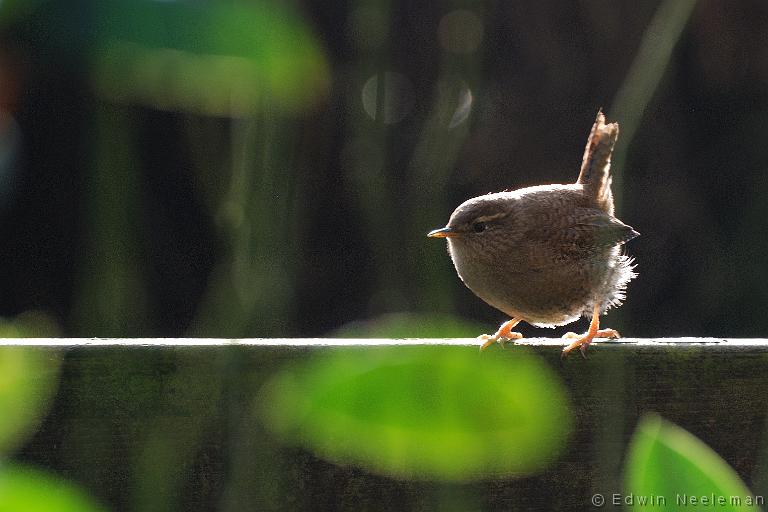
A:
[[479, 318, 523, 350], [561, 304, 620, 358]]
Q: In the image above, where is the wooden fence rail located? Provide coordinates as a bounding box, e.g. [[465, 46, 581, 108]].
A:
[[3, 338, 768, 511]]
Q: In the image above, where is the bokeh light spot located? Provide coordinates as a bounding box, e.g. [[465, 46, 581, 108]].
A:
[[361, 72, 415, 124], [449, 85, 473, 128]]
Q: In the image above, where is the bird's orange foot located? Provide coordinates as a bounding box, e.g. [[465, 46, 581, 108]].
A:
[[562, 328, 620, 340], [561, 328, 620, 358], [479, 319, 523, 350], [561, 305, 620, 358]]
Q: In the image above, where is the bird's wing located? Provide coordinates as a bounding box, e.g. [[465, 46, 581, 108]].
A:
[[571, 208, 639, 247], [519, 207, 637, 270]]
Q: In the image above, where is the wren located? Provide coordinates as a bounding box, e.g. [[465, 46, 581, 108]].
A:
[[428, 111, 638, 357]]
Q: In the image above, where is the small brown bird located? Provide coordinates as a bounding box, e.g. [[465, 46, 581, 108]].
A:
[[428, 111, 638, 357]]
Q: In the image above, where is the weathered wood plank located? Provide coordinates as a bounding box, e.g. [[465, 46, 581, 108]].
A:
[[5, 339, 768, 510]]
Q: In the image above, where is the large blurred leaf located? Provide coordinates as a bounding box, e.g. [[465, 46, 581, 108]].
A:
[[625, 414, 757, 511], [91, 1, 330, 116], [260, 346, 571, 481], [0, 464, 105, 512]]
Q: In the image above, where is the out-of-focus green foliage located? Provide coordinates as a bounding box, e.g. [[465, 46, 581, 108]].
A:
[[0, 313, 60, 456], [260, 346, 571, 481], [91, 1, 330, 116], [332, 312, 488, 338], [625, 414, 756, 511], [0, 347, 60, 456], [0, 464, 105, 512], [0, 315, 80, 510]]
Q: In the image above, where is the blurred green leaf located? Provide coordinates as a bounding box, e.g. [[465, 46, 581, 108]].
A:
[[0, 313, 61, 456], [260, 346, 571, 481], [0, 464, 105, 512], [331, 313, 488, 338], [625, 414, 757, 511], [0, 347, 61, 456], [91, 1, 330, 116]]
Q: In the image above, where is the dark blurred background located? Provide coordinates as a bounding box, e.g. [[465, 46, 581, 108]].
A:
[[1, 0, 767, 338]]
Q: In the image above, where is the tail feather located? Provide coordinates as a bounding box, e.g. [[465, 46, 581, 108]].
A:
[[576, 110, 619, 212]]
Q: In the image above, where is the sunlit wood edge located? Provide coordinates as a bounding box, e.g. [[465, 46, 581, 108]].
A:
[[0, 338, 765, 347]]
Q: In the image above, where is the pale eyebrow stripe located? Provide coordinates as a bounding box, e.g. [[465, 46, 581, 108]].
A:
[[474, 212, 508, 223]]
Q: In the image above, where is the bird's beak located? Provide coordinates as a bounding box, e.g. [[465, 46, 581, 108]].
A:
[[427, 227, 456, 238]]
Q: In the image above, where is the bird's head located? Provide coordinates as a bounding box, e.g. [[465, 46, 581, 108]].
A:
[[428, 193, 518, 254]]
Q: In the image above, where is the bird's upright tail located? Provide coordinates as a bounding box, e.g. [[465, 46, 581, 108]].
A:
[[576, 110, 619, 213]]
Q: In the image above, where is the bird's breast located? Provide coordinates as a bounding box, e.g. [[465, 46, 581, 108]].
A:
[[448, 238, 620, 326]]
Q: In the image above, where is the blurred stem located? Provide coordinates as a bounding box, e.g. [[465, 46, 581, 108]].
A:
[[72, 104, 148, 336], [752, 402, 768, 497], [590, 353, 629, 500], [191, 108, 298, 337], [218, 350, 289, 511], [609, 0, 698, 210], [408, 1, 482, 310], [592, 0, 698, 493], [347, 0, 480, 315], [606, 0, 697, 334], [408, 78, 474, 312], [130, 352, 224, 512], [345, 0, 404, 311]]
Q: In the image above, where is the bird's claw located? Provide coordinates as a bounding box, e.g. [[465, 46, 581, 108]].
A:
[[597, 328, 621, 338], [561, 329, 620, 340], [560, 327, 621, 358], [478, 332, 523, 351]]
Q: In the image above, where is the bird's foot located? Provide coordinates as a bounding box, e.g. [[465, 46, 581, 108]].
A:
[[561, 328, 620, 358], [479, 318, 523, 351], [479, 331, 523, 350], [562, 328, 620, 340], [561, 304, 620, 359]]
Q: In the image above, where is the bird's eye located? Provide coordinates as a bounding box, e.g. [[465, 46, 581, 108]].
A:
[[472, 221, 487, 233]]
